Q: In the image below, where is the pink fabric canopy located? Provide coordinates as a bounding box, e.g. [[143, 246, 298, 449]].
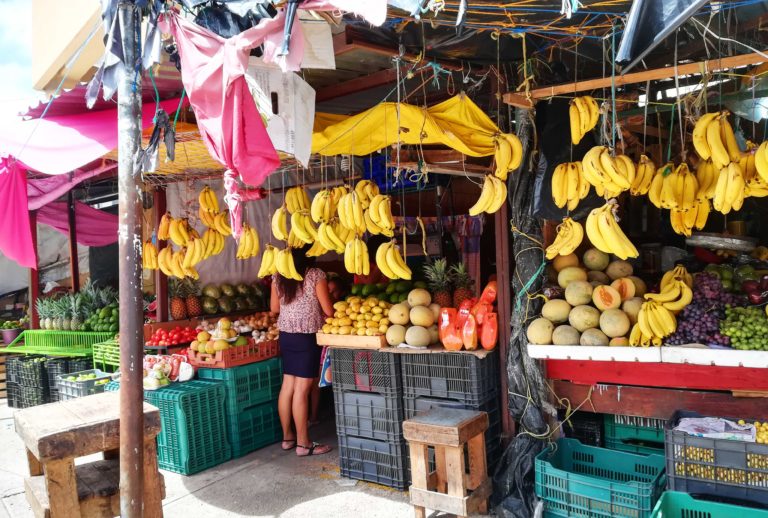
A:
[[38, 201, 118, 248], [0, 158, 35, 268]]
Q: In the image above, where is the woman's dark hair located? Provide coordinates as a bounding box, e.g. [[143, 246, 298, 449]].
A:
[[275, 244, 316, 304], [366, 234, 389, 262]]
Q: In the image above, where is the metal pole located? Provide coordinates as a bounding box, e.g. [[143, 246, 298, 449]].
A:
[[117, 3, 144, 517], [67, 191, 80, 292]]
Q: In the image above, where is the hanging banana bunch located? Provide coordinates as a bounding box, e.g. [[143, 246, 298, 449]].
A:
[[545, 218, 584, 260], [169, 218, 191, 247], [493, 133, 523, 180], [275, 247, 302, 280], [285, 186, 310, 215], [569, 96, 600, 145], [375, 240, 412, 280], [630, 155, 656, 196], [271, 206, 288, 241], [306, 240, 328, 257], [354, 179, 380, 209], [290, 210, 318, 245], [338, 191, 366, 233], [693, 111, 741, 169], [142, 241, 159, 270], [366, 194, 395, 236], [212, 211, 232, 237], [712, 162, 746, 214], [468, 175, 507, 216], [754, 140, 768, 184], [235, 225, 260, 260], [655, 163, 698, 211], [257, 244, 278, 278], [317, 221, 347, 253], [739, 141, 758, 182], [343, 236, 370, 276], [551, 162, 590, 210], [585, 202, 638, 260], [198, 186, 220, 213], [670, 199, 710, 237], [182, 237, 206, 269], [200, 229, 225, 259], [581, 146, 634, 197], [158, 213, 172, 241]]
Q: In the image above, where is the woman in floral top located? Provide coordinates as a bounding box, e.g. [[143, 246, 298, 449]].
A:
[[270, 245, 334, 456]]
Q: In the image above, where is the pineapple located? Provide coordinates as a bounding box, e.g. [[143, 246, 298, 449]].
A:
[[61, 297, 72, 331], [36, 298, 49, 330], [423, 259, 453, 308], [52, 298, 65, 330], [184, 279, 203, 318], [70, 295, 82, 331], [450, 262, 475, 307], [169, 279, 188, 321]]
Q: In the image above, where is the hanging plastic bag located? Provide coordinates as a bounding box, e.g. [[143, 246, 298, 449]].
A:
[[318, 346, 332, 387]]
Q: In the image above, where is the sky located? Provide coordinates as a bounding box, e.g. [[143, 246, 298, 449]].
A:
[[0, 0, 41, 117]]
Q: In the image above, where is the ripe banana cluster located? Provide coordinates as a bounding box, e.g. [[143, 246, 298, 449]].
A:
[[290, 211, 319, 245], [275, 247, 302, 280], [354, 180, 380, 209], [754, 141, 768, 183], [142, 241, 159, 270], [695, 159, 718, 201], [693, 111, 741, 170], [271, 207, 288, 241], [169, 217, 192, 247], [630, 155, 657, 196], [344, 237, 370, 276], [198, 186, 220, 213], [206, 212, 232, 236], [257, 244, 278, 277], [569, 96, 599, 145], [158, 213, 172, 241], [310, 186, 346, 224], [235, 225, 260, 260], [746, 174, 768, 198], [338, 191, 366, 233], [651, 163, 699, 211], [317, 221, 354, 253], [661, 264, 693, 289], [468, 175, 507, 216], [158, 247, 199, 280], [376, 240, 412, 280], [306, 241, 328, 257], [645, 273, 693, 314], [585, 202, 638, 260], [739, 141, 758, 181], [712, 162, 745, 214], [670, 200, 709, 237], [582, 146, 635, 197], [551, 162, 589, 210], [200, 228, 225, 258], [545, 218, 583, 260], [493, 133, 523, 180], [366, 194, 395, 236], [632, 300, 677, 345], [285, 186, 310, 214], [182, 237, 208, 270]]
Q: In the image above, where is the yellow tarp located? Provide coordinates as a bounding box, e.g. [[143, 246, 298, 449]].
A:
[[312, 93, 501, 157]]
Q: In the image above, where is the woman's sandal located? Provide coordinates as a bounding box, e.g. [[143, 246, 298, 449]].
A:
[[296, 442, 332, 457], [281, 439, 297, 451]]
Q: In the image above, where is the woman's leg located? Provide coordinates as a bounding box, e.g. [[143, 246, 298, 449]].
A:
[[309, 378, 321, 424], [294, 376, 332, 456], [279, 374, 296, 447]]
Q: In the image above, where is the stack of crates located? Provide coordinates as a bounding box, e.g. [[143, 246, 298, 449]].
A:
[[8, 356, 49, 408], [604, 414, 665, 455], [332, 349, 408, 490], [400, 350, 501, 470], [196, 357, 283, 458]]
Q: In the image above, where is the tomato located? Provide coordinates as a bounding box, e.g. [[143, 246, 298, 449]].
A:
[[479, 281, 497, 305], [438, 308, 457, 342], [462, 314, 478, 350], [480, 312, 498, 350]]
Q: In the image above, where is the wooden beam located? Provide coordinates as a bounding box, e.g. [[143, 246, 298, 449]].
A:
[[494, 200, 513, 439], [553, 380, 768, 420], [67, 191, 80, 292], [503, 50, 768, 104], [28, 211, 39, 330], [316, 67, 399, 102], [153, 189, 168, 323]]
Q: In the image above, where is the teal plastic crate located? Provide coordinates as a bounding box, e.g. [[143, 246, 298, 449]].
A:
[[605, 414, 665, 444], [605, 436, 664, 456], [651, 491, 768, 518], [228, 401, 281, 458], [535, 438, 666, 518], [144, 381, 231, 475], [196, 358, 282, 415]]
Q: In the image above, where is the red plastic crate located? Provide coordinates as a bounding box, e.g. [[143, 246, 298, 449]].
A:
[[188, 339, 279, 369]]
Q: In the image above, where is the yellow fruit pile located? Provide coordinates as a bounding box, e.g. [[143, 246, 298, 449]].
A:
[[569, 95, 599, 145], [321, 296, 392, 336]]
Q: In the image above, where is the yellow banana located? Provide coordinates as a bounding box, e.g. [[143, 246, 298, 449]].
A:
[[494, 136, 512, 180], [376, 241, 397, 279], [692, 112, 719, 160], [504, 133, 523, 171], [720, 113, 741, 163], [551, 164, 568, 208], [271, 207, 288, 241], [707, 113, 731, 169], [386, 242, 412, 280], [569, 101, 581, 145], [485, 176, 507, 213], [585, 206, 611, 254], [158, 213, 172, 241]]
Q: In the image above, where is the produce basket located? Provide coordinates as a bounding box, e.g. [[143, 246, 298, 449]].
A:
[[1, 328, 22, 345], [55, 369, 113, 400], [187, 339, 279, 369], [338, 434, 408, 490], [228, 400, 281, 458], [535, 438, 666, 518], [92, 339, 120, 372], [665, 410, 768, 507], [197, 357, 282, 415], [651, 491, 768, 518], [334, 387, 404, 442], [605, 414, 665, 455], [0, 330, 113, 356], [331, 348, 402, 395]]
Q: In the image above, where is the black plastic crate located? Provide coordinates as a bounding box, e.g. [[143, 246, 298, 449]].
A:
[[68, 358, 93, 372], [561, 410, 603, 447], [7, 382, 19, 408], [338, 434, 408, 490], [333, 387, 404, 442], [400, 350, 498, 405], [331, 349, 401, 395], [5, 355, 26, 384], [19, 356, 48, 388], [19, 385, 46, 408], [45, 358, 69, 391], [665, 410, 768, 507]]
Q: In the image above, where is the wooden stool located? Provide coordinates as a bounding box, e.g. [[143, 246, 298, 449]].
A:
[[403, 408, 491, 518], [15, 391, 165, 518]]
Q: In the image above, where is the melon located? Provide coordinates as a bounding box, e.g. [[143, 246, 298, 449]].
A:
[[410, 306, 436, 327], [587, 271, 611, 284], [621, 297, 643, 325], [564, 281, 593, 306], [389, 304, 410, 325], [405, 326, 431, 347], [627, 276, 647, 296], [541, 299, 572, 323], [599, 309, 631, 338], [606, 260, 634, 280], [557, 266, 587, 288], [583, 248, 610, 271], [527, 318, 554, 345], [552, 253, 579, 272], [428, 303, 442, 320], [552, 325, 581, 345], [428, 325, 439, 345], [611, 278, 636, 301], [580, 328, 609, 346], [407, 288, 432, 307], [609, 337, 629, 347], [592, 285, 622, 310], [386, 325, 407, 346], [568, 305, 600, 332]]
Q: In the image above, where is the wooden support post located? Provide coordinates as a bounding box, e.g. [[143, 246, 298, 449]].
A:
[[67, 191, 80, 292], [494, 202, 513, 440], [28, 211, 39, 329], [153, 188, 168, 322]]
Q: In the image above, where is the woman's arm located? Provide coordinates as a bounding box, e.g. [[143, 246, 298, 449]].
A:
[[269, 280, 280, 314], [315, 279, 335, 317]]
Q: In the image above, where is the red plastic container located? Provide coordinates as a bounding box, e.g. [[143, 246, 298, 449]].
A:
[[188, 339, 279, 369]]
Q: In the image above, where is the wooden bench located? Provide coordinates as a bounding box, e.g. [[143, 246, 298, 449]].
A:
[[15, 391, 165, 518], [403, 408, 491, 518]]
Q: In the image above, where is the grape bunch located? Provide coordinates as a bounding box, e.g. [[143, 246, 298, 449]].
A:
[[665, 273, 744, 346], [720, 306, 768, 350]]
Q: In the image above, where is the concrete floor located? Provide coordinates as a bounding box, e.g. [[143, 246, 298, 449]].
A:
[[0, 399, 415, 518]]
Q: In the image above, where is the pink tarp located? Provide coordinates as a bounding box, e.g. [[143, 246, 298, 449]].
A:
[[27, 163, 116, 210], [0, 158, 35, 268], [38, 201, 118, 247]]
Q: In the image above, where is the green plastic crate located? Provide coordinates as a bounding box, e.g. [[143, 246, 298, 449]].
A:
[[92, 339, 120, 371], [605, 437, 664, 456], [651, 491, 768, 518], [0, 331, 112, 357], [535, 438, 666, 518], [605, 414, 665, 444], [196, 358, 282, 415], [144, 381, 231, 475], [228, 401, 281, 458]]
